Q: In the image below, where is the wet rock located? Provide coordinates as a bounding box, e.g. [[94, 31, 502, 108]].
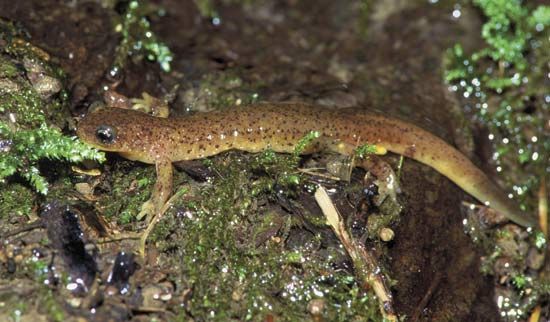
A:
[[140, 284, 172, 309], [495, 224, 529, 258], [6, 257, 16, 273], [41, 201, 97, 293], [106, 251, 138, 295], [526, 248, 545, 270], [23, 57, 62, 99], [469, 205, 507, 229]]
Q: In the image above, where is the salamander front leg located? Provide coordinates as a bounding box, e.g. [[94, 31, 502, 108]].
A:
[[137, 158, 173, 222]]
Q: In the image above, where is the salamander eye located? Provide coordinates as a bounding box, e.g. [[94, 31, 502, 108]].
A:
[[95, 125, 117, 144]]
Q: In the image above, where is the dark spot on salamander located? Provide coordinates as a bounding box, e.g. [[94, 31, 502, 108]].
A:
[[404, 146, 416, 158]]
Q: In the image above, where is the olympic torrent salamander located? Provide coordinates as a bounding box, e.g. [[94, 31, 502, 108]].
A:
[[77, 102, 536, 227]]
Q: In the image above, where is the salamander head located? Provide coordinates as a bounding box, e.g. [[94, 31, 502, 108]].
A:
[[77, 107, 155, 163]]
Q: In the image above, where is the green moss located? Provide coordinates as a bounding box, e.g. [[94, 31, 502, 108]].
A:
[[97, 163, 155, 225], [113, 0, 173, 72], [0, 31, 105, 195], [0, 183, 34, 218], [293, 130, 320, 156], [10, 304, 27, 322], [355, 143, 378, 159], [444, 0, 549, 211], [446, 0, 547, 90], [42, 289, 65, 322], [152, 146, 382, 319], [0, 123, 105, 194], [21, 256, 50, 283], [511, 274, 527, 290]]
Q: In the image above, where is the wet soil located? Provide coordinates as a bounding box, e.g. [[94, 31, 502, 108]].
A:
[[0, 0, 505, 320]]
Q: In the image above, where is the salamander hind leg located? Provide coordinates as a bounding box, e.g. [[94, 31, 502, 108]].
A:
[[322, 139, 400, 206], [357, 155, 401, 206]]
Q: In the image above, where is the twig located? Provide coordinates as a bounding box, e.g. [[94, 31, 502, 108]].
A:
[[396, 155, 404, 180], [528, 305, 541, 322], [0, 220, 43, 239], [538, 177, 547, 238], [97, 232, 141, 244], [314, 185, 397, 321], [410, 271, 443, 322], [298, 167, 342, 181]]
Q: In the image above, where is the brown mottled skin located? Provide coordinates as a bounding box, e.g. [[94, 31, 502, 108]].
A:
[[77, 102, 536, 227]]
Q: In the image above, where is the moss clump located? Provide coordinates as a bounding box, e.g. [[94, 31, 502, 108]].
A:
[[112, 0, 173, 73], [96, 162, 155, 225], [444, 0, 549, 210], [355, 143, 378, 159], [0, 183, 34, 219], [154, 149, 382, 320], [0, 25, 104, 195], [464, 204, 548, 319]]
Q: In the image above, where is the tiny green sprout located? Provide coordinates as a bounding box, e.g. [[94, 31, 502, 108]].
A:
[[137, 177, 150, 189], [201, 158, 214, 167], [284, 174, 300, 186], [259, 149, 277, 163], [355, 143, 378, 159], [511, 274, 527, 290], [293, 130, 320, 156], [285, 250, 304, 264]]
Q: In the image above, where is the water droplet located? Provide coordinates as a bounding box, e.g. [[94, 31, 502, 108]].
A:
[[452, 9, 461, 18]]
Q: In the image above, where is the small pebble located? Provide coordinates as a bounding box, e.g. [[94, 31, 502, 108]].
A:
[[379, 227, 395, 242], [526, 248, 545, 270]]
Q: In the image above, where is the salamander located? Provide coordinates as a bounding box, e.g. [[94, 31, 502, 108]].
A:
[[76, 102, 536, 227]]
